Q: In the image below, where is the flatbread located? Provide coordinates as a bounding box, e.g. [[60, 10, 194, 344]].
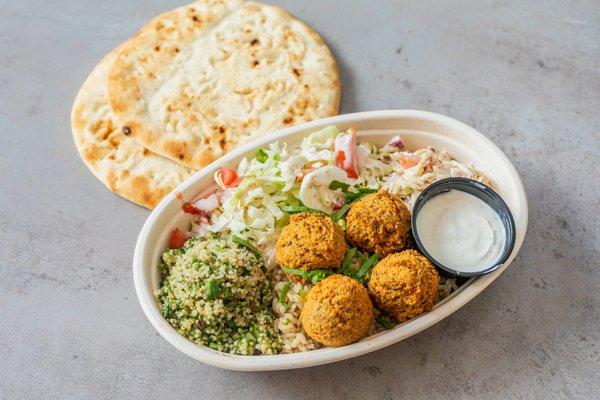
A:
[[71, 47, 195, 209], [107, 0, 341, 169]]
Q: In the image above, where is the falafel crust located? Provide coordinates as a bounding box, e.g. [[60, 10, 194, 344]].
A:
[[345, 190, 412, 256], [275, 212, 346, 272], [368, 250, 440, 323], [301, 275, 374, 346]]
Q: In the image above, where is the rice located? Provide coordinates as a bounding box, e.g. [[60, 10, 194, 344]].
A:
[[271, 268, 320, 352]]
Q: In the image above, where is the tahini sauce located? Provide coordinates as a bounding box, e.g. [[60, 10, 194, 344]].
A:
[[416, 190, 505, 273]]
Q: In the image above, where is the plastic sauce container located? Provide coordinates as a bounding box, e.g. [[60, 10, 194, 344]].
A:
[[411, 178, 516, 277]]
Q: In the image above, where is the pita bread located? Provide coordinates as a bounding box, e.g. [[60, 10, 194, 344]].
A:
[[107, 0, 341, 169], [71, 47, 195, 209]]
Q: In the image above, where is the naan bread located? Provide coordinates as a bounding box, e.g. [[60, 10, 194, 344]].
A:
[[71, 47, 195, 209], [108, 0, 340, 169]]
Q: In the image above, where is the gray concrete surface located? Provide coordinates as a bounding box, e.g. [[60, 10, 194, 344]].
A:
[[1, 0, 599, 398]]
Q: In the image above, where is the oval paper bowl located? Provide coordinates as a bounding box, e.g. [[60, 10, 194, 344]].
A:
[[133, 110, 528, 371]]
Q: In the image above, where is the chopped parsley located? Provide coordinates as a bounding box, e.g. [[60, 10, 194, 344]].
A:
[[281, 266, 335, 284]]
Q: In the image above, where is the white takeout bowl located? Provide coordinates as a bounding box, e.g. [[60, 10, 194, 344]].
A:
[[133, 110, 528, 371]]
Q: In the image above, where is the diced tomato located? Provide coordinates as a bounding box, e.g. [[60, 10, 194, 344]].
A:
[[168, 228, 188, 249], [220, 167, 238, 187], [335, 151, 346, 167], [334, 128, 359, 179], [182, 202, 205, 215], [399, 154, 421, 169]]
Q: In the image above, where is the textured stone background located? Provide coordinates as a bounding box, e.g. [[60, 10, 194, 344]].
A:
[[1, 1, 598, 399]]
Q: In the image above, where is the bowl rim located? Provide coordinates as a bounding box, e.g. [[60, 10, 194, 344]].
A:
[[410, 177, 517, 277], [133, 109, 529, 371]]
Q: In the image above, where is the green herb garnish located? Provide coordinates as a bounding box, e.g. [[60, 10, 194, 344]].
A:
[[329, 183, 377, 221], [231, 235, 261, 258], [281, 266, 334, 284], [281, 265, 308, 278], [307, 269, 334, 284], [332, 202, 352, 221], [375, 315, 397, 329], [279, 205, 312, 214], [329, 180, 350, 191], [279, 204, 329, 216], [337, 247, 377, 282], [205, 279, 220, 300], [329, 181, 376, 199], [356, 253, 379, 282], [340, 247, 358, 278], [345, 186, 377, 202], [278, 282, 291, 307]]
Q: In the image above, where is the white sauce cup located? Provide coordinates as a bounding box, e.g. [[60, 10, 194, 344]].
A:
[[411, 177, 516, 277]]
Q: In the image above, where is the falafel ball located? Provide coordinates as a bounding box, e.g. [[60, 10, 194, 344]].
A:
[[346, 190, 411, 256], [301, 274, 374, 346], [369, 250, 440, 322], [368, 250, 440, 322], [276, 212, 346, 274]]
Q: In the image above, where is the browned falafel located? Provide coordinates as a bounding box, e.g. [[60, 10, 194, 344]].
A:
[[368, 250, 440, 322], [276, 212, 346, 275], [346, 190, 411, 256], [301, 274, 374, 346]]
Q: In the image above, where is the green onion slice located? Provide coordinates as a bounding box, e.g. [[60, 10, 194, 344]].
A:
[[356, 253, 379, 280], [342, 247, 357, 268], [279, 205, 312, 214], [279, 204, 330, 216], [278, 282, 291, 306], [332, 203, 352, 221], [281, 265, 309, 279], [231, 235, 261, 258], [329, 180, 350, 191], [280, 266, 334, 284], [307, 269, 335, 284]]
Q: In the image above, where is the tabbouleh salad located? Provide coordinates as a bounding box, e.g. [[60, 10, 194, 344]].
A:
[[157, 233, 282, 355]]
